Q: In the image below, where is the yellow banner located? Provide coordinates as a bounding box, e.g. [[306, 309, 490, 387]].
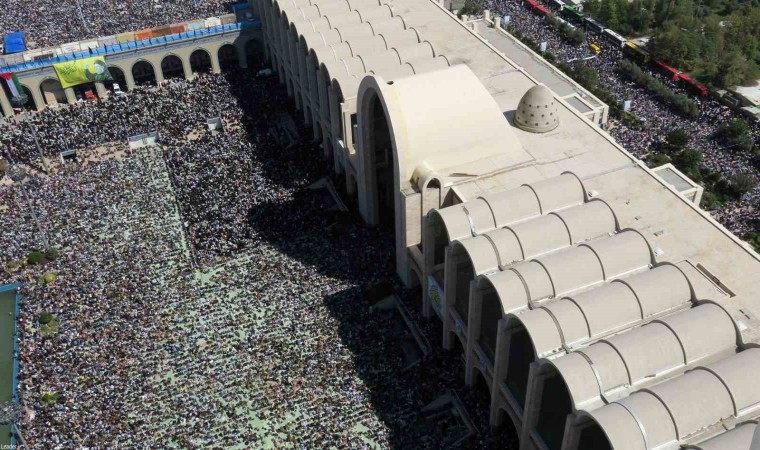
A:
[[53, 56, 112, 88]]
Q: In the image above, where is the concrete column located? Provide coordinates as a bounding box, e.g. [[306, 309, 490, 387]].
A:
[[495, 17, 502, 29], [182, 58, 193, 80], [491, 318, 510, 392], [0, 86, 13, 117], [210, 49, 221, 74], [94, 82, 107, 99], [465, 285, 483, 386], [442, 247, 456, 348], [122, 68, 136, 91], [461, 14, 469, 22], [472, 22, 479, 33], [28, 85, 45, 111], [64, 87, 77, 104], [236, 42, 248, 69], [484, 9, 490, 21], [154, 65, 165, 83]]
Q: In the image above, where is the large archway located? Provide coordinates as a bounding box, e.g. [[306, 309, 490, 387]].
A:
[[105, 66, 127, 92], [365, 92, 395, 227], [534, 368, 574, 450], [245, 39, 265, 69], [19, 85, 36, 110], [218, 44, 238, 71], [161, 54, 185, 80], [40, 78, 67, 106], [132, 60, 157, 86], [189, 49, 212, 74]]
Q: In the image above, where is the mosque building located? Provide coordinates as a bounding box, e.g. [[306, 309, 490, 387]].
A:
[[248, 0, 760, 447]]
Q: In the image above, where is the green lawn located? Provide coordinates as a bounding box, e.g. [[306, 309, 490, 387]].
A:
[[0, 287, 18, 447]]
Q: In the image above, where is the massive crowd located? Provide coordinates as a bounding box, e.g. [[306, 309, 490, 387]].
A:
[[484, 0, 759, 237], [0, 0, 757, 447], [0, 71, 515, 448], [0, 0, 234, 50]]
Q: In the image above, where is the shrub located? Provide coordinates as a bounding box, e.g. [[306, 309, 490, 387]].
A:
[[44, 248, 59, 261], [40, 392, 62, 406], [665, 129, 688, 150], [729, 173, 756, 198], [617, 59, 699, 118], [745, 232, 760, 253], [42, 273, 57, 284], [646, 153, 671, 168], [39, 312, 54, 324], [27, 251, 43, 265]]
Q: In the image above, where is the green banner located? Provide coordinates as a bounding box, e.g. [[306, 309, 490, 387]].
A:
[[53, 56, 112, 88]]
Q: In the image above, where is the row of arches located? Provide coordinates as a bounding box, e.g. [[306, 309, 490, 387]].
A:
[[3, 40, 265, 112]]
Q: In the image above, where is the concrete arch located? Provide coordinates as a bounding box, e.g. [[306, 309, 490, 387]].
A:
[[106, 65, 129, 92], [161, 54, 186, 80], [131, 59, 157, 86], [39, 77, 67, 106], [19, 84, 38, 110], [190, 48, 213, 74], [218, 43, 239, 71]]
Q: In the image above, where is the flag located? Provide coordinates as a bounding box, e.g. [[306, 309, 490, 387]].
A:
[[0, 72, 23, 98], [53, 56, 112, 88]]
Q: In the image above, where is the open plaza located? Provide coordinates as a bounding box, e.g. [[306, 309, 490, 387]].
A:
[[0, 0, 759, 448]]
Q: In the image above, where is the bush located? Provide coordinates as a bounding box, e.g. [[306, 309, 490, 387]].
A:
[[39, 312, 54, 324], [27, 251, 43, 265], [719, 119, 755, 155], [665, 128, 688, 150], [617, 59, 699, 118], [41, 273, 57, 284], [729, 173, 756, 198], [40, 392, 62, 406], [646, 153, 671, 168], [745, 232, 760, 253], [44, 248, 59, 261]]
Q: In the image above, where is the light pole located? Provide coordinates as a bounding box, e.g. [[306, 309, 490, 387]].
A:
[[0, 401, 29, 449], [25, 120, 50, 174], [7, 165, 50, 252]]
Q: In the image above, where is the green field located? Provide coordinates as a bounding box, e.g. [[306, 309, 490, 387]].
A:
[[0, 288, 17, 447]]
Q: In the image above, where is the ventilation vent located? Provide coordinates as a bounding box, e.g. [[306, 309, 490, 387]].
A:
[[515, 85, 559, 133]]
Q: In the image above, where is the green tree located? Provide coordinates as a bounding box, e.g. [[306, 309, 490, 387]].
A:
[[599, 0, 622, 28], [666, 128, 689, 149], [729, 173, 756, 197]]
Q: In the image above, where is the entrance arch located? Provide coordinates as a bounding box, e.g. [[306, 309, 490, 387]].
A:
[[245, 39, 265, 69], [189, 49, 212, 74], [218, 44, 238, 71], [364, 91, 395, 227], [40, 78, 67, 106], [132, 60, 157, 86], [19, 85, 36, 110], [161, 54, 185, 79], [105, 66, 127, 92]]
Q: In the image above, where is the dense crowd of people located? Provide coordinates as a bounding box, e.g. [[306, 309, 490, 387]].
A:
[[0, 0, 234, 50], [0, 71, 515, 448], [0, 0, 757, 447], [484, 0, 758, 237]]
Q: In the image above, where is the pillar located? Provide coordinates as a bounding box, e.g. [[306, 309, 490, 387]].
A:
[[28, 85, 45, 111], [210, 50, 221, 74], [64, 87, 77, 105], [182, 57, 193, 81], [495, 17, 502, 29], [484, 9, 490, 21], [94, 82, 107, 99], [123, 68, 136, 91], [465, 284, 483, 386], [0, 86, 13, 117], [154, 65, 165, 83], [236, 42, 248, 69]]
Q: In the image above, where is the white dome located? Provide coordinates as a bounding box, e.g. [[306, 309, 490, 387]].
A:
[[515, 85, 559, 133]]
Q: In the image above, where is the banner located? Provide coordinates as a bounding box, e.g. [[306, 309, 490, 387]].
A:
[[0, 72, 22, 98], [53, 56, 112, 88]]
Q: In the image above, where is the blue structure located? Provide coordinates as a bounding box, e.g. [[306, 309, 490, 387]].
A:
[[3, 32, 27, 55]]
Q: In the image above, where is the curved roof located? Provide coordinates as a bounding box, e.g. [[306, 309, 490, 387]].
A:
[[538, 303, 738, 414], [685, 421, 758, 450], [356, 64, 531, 182], [507, 264, 694, 359], [430, 172, 586, 243], [578, 348, 760, 450], [481, 230, 653, 315]]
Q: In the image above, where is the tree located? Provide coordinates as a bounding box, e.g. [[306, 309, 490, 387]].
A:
[[729, 173, 756, 198], [599, 0, 622, 28], [666, 128, 689, 149]]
